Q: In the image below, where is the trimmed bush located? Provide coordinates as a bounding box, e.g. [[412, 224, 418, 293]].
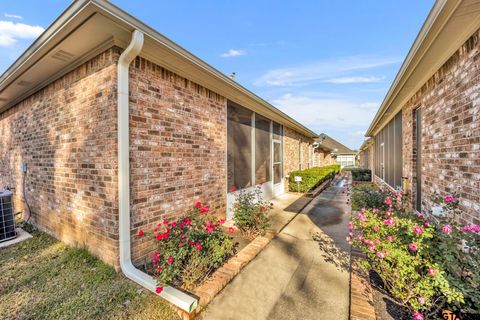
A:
[[343, 167, 372, 181], [288, 164, 340, 192]]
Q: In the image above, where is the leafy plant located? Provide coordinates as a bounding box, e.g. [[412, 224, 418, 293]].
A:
[[288, 164, 340, 192], [351, 188, 389, 211], [429, 194, 480, 316], [232, 186, 272, 239], [343, 168, 372, 181], [350, 190, 480, 319], [143, 203, 236, 291]]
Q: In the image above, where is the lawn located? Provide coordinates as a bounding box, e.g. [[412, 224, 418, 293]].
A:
[[0, 229, 180, 320]]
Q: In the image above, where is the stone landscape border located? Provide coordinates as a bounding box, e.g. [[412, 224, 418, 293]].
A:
[[349, 256, 377, 320]]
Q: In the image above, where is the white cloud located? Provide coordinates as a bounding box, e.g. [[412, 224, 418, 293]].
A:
[[4, 14, 22, 19], [220, 49, 246, 58], [323, 76, 384, 84], [272, 93, 379, 148], [254, 56, 400, 86], [0, 20, 44, 47], [272, 93, 378, 130]]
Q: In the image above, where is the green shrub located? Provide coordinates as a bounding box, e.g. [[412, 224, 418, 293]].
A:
[[288, 164, 340, 192], [232, 186, 272, 238], [146, 203, 236, 291], [350, 192, 480, 319], [343, 167, 372, 181], [352, 182, 377, 192], [351, 189, 389, 211]]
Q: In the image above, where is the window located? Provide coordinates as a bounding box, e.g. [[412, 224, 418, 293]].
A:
[[255, 114, 271, 184], [227, 102, 252, 191], [227, 102, 283, 192]]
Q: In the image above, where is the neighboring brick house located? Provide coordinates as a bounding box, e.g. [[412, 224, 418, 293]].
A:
[[364, 0, 480, 224], [0, 0, 318, 270], [315, 133, 356, 168], [358, 138, 373, 173]]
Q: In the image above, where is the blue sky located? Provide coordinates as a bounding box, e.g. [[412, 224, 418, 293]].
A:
[[0, 1, 434, 149]]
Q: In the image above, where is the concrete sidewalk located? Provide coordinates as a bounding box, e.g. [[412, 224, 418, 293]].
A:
[[203, 177, 351, 320]]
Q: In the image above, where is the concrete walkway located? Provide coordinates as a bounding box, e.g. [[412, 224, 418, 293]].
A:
[[203, 177, 351, 320]]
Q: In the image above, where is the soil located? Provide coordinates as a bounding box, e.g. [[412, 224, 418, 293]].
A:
[[369, 270, 410, 320]]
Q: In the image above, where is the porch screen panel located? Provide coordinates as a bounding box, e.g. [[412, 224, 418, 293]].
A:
[[372, 111, 403, 188], [255, 114, 271, 184], [273, 122, 282, 140], [227, 102, 253, 191], [388, 120, 395, 186], [394, 113, 403, 187]]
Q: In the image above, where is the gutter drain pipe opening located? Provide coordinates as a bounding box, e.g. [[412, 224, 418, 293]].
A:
[[118, 29, 198, 313]]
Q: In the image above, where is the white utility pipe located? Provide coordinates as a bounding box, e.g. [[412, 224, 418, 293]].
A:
[[118, 30, 198, 313]]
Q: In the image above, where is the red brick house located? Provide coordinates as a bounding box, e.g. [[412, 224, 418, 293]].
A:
[[364, 0, 480, 224], [0, 0, 319, 309]]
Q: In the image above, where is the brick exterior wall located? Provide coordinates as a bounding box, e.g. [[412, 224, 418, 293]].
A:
[[0, 45, 317, 268], [0, 48, 120, 266], [402, 29, 480, 223], [128, 57, 228, 264], [283, 126, 313, 174], [314, 149, 336, 167]]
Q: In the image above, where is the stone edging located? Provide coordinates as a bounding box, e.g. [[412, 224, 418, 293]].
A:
[[174, 229, 277, 320], [350, 256, 377, 320]]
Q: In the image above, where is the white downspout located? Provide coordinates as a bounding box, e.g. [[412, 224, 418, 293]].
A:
[[118, 30, 198, 313]]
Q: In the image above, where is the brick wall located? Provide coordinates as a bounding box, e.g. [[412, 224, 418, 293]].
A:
[[402, 29, 480, 223], [283, 126, 313, 175], [0, 48, 120, 266], [314, 149, 336, 167], [128, 57, 228, 264]]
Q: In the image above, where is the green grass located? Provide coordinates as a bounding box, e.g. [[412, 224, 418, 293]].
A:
[[0, 230, 180, 320]]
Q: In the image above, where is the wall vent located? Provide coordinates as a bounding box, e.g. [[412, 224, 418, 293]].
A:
[[51, 50, 75, 62], [0, 190, 16, 243]]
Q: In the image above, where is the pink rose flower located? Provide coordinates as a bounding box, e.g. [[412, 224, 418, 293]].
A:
[[385, 197, 392, 205], [156, 287, 163, 294], [376, 251, 385, 259], [348, 222, 354, 231], [412, 312, 424, 320], [408, 243, 418, 251], [418, 296, 425, 305], [383, 218, 394, 226], [428, 268, 436, 276], [412, 225, 424, 235], [167, 256, 174, 264], [373, 226, 380, 232], [386, 235, 393, 242], [442, 224, 452, 234], [423, 221, 430, 227], [444, 194, 455, 203]]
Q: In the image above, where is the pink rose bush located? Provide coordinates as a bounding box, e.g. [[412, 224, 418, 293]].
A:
[[145, 202, 236, 290], [350, 186, 479, 318], [232, 186, 272, 238]]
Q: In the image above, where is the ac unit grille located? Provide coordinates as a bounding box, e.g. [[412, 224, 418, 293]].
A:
[[0, 190, 16, 242]]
